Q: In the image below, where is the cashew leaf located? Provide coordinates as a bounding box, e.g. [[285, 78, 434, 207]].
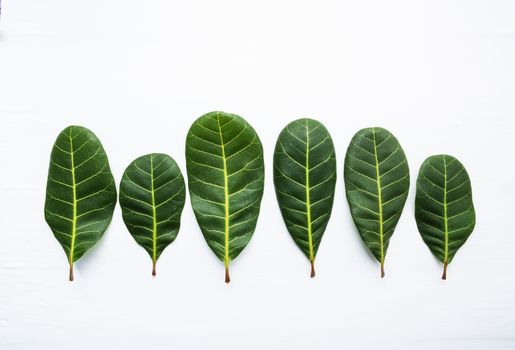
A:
[[344, 127, 409, 277], [185, 111, 265, 283], [44, 125, 117, 281], [273, 118, 336, 277], [415, 155, 476, 279], [119, 153, 186, 276]]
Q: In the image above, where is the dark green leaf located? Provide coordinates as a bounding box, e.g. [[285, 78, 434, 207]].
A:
[[119, 153, 186, 276], [344, 127, 409, 277], [185, 111, 265, 283], [415, 154, 475, 279], [44, 125, 117, 281], [273, 118, 336, 277]]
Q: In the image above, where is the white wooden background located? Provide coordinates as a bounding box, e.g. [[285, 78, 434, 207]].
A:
[[1, 1, 514, 349]]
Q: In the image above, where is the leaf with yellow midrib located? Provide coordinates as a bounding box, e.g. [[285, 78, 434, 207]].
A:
[[185, 111, 265, 283], [119, 153, 186, 276], [344, 127, 410, 277], [273, 118, 337, 277], [44, 125, 117, 281], [415, 154, 476, 279]]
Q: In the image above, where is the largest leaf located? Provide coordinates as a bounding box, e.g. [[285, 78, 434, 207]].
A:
[[44, 125, 117, 281], [344, 127, 409, 277], [186, 111, 265, 283], [273, 118, 336, 277], [415, 154, 476, 279]]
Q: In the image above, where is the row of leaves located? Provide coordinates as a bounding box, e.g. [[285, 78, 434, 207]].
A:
[[45, 112, 476, 282]]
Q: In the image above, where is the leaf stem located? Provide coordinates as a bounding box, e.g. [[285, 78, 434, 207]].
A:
[[310, 260, 315, 278], [442, 261, 448, 280], [69, 263, 74, 281], [380, 262, 385, 278], [225, 266, 230, 284], [152, 260, 156, 277]]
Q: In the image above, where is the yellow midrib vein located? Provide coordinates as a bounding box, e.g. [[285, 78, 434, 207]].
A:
[[372, 129, 384, 265], [443, 155, 449, 263], [305, 121, 314, 262], [69, 130, 77, 268], [150, 155, 158, 264], [217, 115, 230, 268]]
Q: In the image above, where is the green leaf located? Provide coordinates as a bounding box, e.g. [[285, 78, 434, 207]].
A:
[[44, 125, 117, 281], [415, 155, 476, 280], [344, 127, 410, 277], [273, 118, 336, 277], [185, 111, 265, 283], [119, 154, 186, 276]]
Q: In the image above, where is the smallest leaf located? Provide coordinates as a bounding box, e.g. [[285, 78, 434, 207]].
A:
[[415, 154, 476, 280], [119, 153, 186, 276]]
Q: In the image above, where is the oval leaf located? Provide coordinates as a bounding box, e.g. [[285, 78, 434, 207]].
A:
[[185, 111, 265, 283], [344, 127, 409, 277], [119, 153, 186, 276], [415, 155, 476, 279], [273, 118, 336, 277], [44, 125, 117, 281]]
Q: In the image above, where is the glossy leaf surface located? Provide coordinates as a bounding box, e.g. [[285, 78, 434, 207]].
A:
[[119, 153, 186, 276], [185, 111, 265, 283], [273, 118, 336, 277], [44, 125, 117, 281], [415, 155, 475, 279], [344, 127, 409, 277]]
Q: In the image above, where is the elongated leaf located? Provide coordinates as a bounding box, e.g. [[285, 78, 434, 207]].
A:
[[273, 118, 336, 277], [185, 111, 265, 283], [44, 125, 117, 281], [119, 153, 186, 276], [344, 127, 409, 277], [415, 155, 475, 279]]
